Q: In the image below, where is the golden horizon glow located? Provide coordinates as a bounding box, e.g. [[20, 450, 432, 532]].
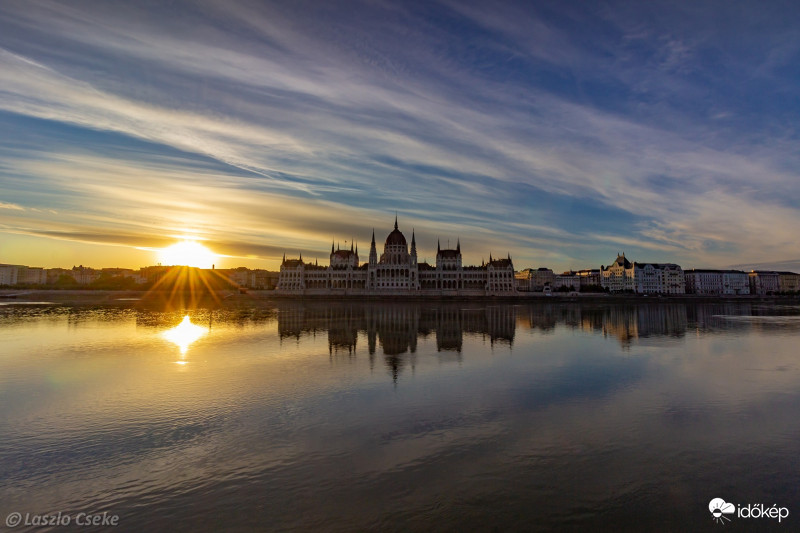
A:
[[157, 239, 218, 268], [162, 315, 208, 355]]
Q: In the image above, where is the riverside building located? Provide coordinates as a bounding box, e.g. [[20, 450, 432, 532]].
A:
[[683, 269, 750, 295], [277, 218, 515, 296], [601, 253, 685, 294]]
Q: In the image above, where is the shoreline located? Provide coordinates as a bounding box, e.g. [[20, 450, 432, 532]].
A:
[[0, 289, 797, 306]]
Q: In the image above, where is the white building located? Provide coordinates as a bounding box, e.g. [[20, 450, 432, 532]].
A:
[[554, 272, 581, 292], [601, 254, 634, 292], [684, 269, 750, 295], [70, 266, 99, 285], [223, 268, 251, 287], [576, 269, 601, 288], [19, 267, 47, 285], [634, 262, 685, 294], [778, 272, 800, 293], [515, 267, 555, 291], [601, 253, 685, 294], [0, 264, 22, 285], [0, 264, 47, 286], [249, 269, 279, 289], [748, 271, 780, 295], [515, 269, 533, 291]]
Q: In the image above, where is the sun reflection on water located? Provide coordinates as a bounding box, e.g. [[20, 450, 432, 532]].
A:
[[162, 315, 208, 356]]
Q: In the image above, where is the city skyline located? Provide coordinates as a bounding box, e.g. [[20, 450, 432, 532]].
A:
[[1, 1, 799, 273], [0, 213, 796, 275]]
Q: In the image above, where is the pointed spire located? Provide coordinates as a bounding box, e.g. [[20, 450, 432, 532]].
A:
[[282, 252, 285, 263], [489, 252, 493, 263], [457, 238, 460, 252], [350, 240, 354, 252], [394, 213, 398, 230], [355, 241, 358, 254], [369, 228, 377, 264], [299, 252, 303, 261], [437, 239, 441, 253], [337, 241, 340, 251], [332, 241, 335, 254]]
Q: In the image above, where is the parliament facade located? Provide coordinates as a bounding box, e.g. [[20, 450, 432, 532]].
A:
[[277, 218, 515, 296]]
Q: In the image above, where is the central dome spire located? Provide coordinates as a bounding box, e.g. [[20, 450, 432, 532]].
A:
[[385, 214, 407, 247]]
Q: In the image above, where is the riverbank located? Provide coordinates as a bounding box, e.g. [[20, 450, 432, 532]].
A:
[[0, 289, 797, 306]]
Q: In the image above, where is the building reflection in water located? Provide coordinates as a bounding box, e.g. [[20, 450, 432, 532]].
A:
[[272, 300, 800, 379], [517, 303, 690, 347], [276, 302, 517, 382]]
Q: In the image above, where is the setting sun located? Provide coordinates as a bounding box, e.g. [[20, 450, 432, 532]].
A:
[[157, 240, 218, 268]]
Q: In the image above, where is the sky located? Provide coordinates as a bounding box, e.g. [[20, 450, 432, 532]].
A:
[[0, 0, 798, 272]]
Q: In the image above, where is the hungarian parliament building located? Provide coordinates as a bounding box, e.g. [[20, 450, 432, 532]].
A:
[[277, 218, 515, 296]]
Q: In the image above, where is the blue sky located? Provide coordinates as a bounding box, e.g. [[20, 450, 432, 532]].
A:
[[0, 0, 798, 271]]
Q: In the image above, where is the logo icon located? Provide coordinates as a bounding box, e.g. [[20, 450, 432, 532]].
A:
[[709, 498, 736, 524]]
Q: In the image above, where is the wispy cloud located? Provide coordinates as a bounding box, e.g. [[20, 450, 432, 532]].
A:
[[0, 0, 798, 270]]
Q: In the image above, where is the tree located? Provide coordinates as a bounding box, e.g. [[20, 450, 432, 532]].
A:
[[54, 274, 80, 289]]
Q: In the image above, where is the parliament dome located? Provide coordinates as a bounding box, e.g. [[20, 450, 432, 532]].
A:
[[384, 216, 407, 246], [385, 228, 407, 246]]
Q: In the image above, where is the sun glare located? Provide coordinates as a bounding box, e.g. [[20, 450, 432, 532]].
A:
[[158, 240, 218, 268]]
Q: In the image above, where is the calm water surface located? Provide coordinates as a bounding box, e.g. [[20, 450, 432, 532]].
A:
[[1, 301, 799, 532]]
